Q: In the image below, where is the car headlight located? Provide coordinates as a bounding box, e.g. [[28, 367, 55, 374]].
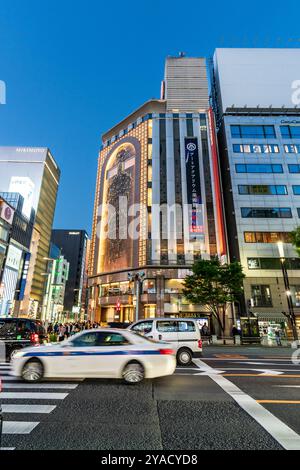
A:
[[13, 351, 26, 359]]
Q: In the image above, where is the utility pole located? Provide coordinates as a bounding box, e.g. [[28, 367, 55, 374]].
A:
[[278, 242, 299, 341]]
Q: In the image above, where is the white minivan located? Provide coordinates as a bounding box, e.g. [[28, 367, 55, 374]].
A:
[[128, 318, 203, 365]]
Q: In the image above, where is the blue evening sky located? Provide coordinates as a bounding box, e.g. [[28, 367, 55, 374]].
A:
[[0, 0, 299, 235]]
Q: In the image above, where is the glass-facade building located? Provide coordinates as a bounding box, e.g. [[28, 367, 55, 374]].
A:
[[0, 147, 60, 317], [212, 48, 300, 338]]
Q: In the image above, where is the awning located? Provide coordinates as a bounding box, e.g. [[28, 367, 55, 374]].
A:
[[254, 312, 287, 322]]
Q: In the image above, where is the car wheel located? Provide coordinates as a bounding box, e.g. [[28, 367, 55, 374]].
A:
[[177, 348, 192, 366], [122, 362, 145, 384], [21, 359, 44, 383]]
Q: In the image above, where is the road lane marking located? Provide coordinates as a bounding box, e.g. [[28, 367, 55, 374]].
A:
[[193, 359, 300, 450], [2, 421, 39, 434], [257, 400, 300, 404], [0, 376, 18, 381], [0, 448, 15, 450], [214, 355, 248, 359], [1, 404, 56, 413], [223, 374, 300, 378], [0, 392, 69, 399], [274, 385, 300, 388], [203, 358, 293, 362], [1, 383, 78, 390]]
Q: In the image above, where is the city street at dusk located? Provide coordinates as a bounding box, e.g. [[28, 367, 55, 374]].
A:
[[1, 0, 300, 460], [1, 346, 300, 451]]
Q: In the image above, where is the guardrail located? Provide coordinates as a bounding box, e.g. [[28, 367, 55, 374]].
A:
[[202, 335, 294, 347]]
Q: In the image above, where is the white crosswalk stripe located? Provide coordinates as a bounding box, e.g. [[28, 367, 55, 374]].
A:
[[0, 365, 80, 447], [2, 421, 39, 434], [2, 383, 78, 390], [1, 392, 69, 399], [2, 405, 57, 413]]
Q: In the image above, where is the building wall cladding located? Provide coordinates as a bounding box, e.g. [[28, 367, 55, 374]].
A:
[[90, 112, 223, 280], [30, 152, 60, 305]]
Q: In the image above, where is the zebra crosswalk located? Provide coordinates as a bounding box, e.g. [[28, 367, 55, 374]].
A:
[[0, 362, 80, 450]]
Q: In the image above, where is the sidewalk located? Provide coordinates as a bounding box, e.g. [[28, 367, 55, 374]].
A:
[[203, 344, 294, 357]]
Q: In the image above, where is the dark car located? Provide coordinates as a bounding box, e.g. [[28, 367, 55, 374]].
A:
[[107, 322, 132, 329], [0, 318, 48, 361]]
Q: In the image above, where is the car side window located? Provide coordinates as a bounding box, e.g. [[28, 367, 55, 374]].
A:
[[0, 320, 16, 337], [157, 321, 178, 333], [178, 321, 196, 332], [132, 321, 153, 334], [71, 332, 99, 347], [97, 332, 130, 346]]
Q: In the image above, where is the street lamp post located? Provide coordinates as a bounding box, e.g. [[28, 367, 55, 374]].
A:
[[128, 271, 145, 322], [277, 242, 298, 341]]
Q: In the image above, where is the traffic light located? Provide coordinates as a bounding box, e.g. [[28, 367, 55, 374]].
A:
[[116, 300, 121, 313]]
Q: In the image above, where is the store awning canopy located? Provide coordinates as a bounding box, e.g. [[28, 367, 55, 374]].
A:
[[253, 312, 287, 322]]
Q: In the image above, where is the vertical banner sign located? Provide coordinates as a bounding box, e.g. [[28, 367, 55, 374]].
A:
[[185, 138, 202, 234]]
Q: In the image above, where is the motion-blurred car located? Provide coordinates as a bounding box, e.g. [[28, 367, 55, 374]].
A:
[[10, 329, 176, 384]]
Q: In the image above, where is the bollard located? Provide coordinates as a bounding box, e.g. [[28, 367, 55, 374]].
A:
[[234, 335, 241, 345], [211, 335, 218, 345]]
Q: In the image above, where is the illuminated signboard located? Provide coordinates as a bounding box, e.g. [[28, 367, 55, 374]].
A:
[[185, 138, 203, 235]]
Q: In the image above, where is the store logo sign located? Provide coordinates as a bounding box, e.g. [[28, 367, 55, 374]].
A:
[[0, 201, 14, 225]]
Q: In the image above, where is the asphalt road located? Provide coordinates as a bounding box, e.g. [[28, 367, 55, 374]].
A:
[[1, 345, 300, 450]]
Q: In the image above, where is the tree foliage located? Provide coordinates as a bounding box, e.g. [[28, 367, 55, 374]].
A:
[[183, 257, 245, 333], [290, 227, 300, 257]]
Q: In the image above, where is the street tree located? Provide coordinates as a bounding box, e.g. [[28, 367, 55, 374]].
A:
[[290, 227, 300, 257], [183, 257, 245, 335]]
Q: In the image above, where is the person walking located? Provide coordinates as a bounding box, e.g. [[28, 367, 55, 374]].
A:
[[275, 328, 282, 346], [58, 324, 66, 342]]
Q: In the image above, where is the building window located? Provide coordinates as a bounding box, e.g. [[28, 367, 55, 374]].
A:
[[288, 164, 300, 173], [293, 186, 300, 195], [238, 185, 287, 195], [284, 144, 300, 153], [231, 125, 276, 139], [244, 232, 291, 243], [280, 126, 300, 139], [235, 164, 283, 173], [251, 285, 272, 307], [241, 208, 292, 218], [290, 286, 300, 307], [248, 258, 300, 270], [233, 144, 279, 154]]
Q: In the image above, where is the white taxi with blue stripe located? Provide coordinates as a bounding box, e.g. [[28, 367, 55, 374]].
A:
[[10, 329, 176, 384]]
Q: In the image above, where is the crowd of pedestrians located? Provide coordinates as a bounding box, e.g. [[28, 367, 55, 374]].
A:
[[46, 321, 101, 342]]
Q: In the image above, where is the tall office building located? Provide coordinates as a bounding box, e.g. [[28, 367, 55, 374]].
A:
[[89, 56, 227, 326], [0, 147, 60, 317], [42, 243, 69, 322], [51, 230, 89, 319], [212, 48, 300, 337]]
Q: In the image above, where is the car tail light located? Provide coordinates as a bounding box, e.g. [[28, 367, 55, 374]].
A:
[[198, 339, 203, 349], [159, 348, 175, 355], [30, 333, 39, 344]]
